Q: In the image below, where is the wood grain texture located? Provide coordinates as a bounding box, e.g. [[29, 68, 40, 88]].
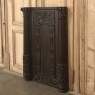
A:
[[36, 0, 41, 7], [79, 0, 85, 93], [84, 0, 88, 94], [73, 0, 80, 92], [31, 0, 36, 7], [1, 0, 5, 64], [7, 0, 23, 74], [67, 0, 74, 91], [45, 0, 66, 7], [0, 0, 3, 64], [87, 0, 95, 95], [24, 0, 31, 7]]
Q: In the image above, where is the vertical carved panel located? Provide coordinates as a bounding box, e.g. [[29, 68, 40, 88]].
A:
[[58, 64, 68, 92], [35, 11, 55, 75], [35, 26, 41, 71], [49, 27, 55, 75], [23, 55, 32, 80]]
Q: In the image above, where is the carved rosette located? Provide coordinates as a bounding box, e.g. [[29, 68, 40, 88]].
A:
[[58, 64, 68, 92], [23, 55, 32, 80], [58, 7, 67, 19]]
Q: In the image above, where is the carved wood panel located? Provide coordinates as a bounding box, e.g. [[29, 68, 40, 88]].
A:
[[34, 11, 55, 78], [21, 7, 68, 93]]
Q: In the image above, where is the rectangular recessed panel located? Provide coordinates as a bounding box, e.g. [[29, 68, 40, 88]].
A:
[[34, 11, 55, 78], [13, 0, 23, 22], [14, 32, 23, 67]]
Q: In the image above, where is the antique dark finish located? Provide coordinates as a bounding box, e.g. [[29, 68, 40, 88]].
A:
[[21, 7, 68, 93]]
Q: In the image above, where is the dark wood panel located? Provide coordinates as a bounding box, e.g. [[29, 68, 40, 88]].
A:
[[21, 7, 68, 93]]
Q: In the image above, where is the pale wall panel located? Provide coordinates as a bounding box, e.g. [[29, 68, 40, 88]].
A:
[[24, 0, 31, 7], [0, 0, 2, 63], [31, 0, 36, 7], [13, 0, 23, 22], [73, 0, 86, 93], [67, 0, 74, 91], [36, 0, 41, 7], [13, 31, 23, 67], [73, 0, 80, 92], [87, 67, 94, 95], [87, 0, 95, 94], [45, 0, 66, 7], [79, 0, 85, 93]]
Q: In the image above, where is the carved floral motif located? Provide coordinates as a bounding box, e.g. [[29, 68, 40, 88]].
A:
[[35, 12, 54, 25], [58, 64, 68, 92], [35, 26, 41, 71], [34, 75, 58, 87], [23, 55, 32, 80]]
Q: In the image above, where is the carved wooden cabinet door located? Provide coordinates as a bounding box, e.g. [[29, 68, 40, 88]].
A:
[[33, 10, 56, 79], [21, 7, 68, 93]]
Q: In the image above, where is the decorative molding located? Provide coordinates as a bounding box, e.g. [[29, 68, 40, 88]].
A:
[[21, 8, 31, 14], [49, 27, 55, 75], [34, 75, 58, 87], [58, 7, 67, 18], [35, 12, 54, 25], [50, 57, 55, 75], [23, 55, 32, 80], [58, 64, 68, 92], [35, 26, 41, 71]]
